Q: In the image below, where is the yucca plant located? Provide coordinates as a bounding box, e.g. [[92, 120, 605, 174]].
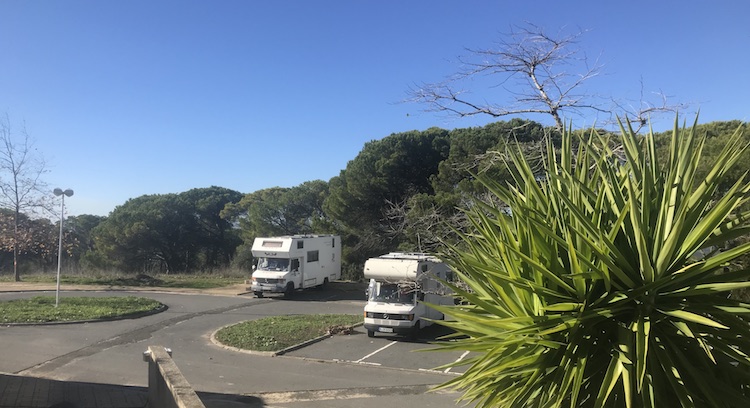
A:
[[432, 118, 750, 407]]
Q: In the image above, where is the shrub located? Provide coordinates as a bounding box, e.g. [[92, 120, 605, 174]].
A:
[[341, 262, 364, 281], [434, 118, 750, 407]]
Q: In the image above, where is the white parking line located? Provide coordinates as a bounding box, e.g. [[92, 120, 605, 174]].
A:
[[354, 340, 398, 363], [444, 351, 470, 373]]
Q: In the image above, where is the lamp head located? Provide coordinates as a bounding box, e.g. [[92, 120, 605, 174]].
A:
[[53, 188, 74, 197]]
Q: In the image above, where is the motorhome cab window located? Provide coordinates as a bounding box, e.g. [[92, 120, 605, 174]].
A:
[[257, 258, 289, 271], [368, 282, 415, 305]]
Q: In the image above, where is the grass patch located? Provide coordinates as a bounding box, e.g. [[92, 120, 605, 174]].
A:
[[0, 296, 164, 324], [215, 314, 362, 352], [1, 273, 245, 289]]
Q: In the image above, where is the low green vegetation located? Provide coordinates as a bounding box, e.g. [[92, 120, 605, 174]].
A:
[[0, 296, 164, 324], [215, 314, 361, 352], [1, 273, 245, 289]]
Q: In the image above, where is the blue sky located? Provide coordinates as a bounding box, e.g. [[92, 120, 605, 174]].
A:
[[1, 1, 748, 217]]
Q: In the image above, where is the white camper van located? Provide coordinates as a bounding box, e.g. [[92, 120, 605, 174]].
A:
[[250, 235, 341, 297], [363, 252, 454, 339]]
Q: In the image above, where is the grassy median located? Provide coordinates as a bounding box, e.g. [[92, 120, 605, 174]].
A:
[[215, 314, 362, 352], [0, 296, 165, 324]]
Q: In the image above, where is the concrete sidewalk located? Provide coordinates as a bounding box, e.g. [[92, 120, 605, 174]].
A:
[[0, 373, 147, 408]]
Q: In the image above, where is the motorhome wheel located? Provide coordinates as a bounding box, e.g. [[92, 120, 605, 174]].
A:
[[408, 321, 421, 341]]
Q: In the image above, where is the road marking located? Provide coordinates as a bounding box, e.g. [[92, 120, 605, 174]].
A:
[[354, 340, 397, 363], [250, 384, 454, 404], [419, 368, 446, 374], [332, 358, 382, 366], [444, 351, 470, 373]]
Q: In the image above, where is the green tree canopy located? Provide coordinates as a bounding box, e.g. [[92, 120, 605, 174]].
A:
[[221, 181, 330, 271], [89, 186, 242, 273], [223, 180, 330, 240], [432, 119, 547, 195], [63, 214, 105, 271], [324, 127, 450, 263], [395, 119, 549, 253]]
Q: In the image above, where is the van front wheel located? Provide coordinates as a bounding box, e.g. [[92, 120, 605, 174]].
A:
[[367, 330, 375, 338], [284, 283, 295, 297], [408, 321, 420, 341]]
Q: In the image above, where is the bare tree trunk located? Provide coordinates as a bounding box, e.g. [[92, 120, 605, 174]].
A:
[[13, 207, 19, 281], [0, 114, 50, 282]]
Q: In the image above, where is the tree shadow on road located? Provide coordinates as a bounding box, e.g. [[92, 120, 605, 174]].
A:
[[198, 390, 265, 407], [251, 281, 368, 302], [358, 323, 465, 344]]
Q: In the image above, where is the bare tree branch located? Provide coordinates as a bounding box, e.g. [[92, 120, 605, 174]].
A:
[[408, 23, 686, 132], [608, 77, 689, 132], [408, 24, 604, 131], [0, 113, 50, 281]]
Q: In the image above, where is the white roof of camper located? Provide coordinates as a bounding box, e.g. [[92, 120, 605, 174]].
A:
[[376, 252, 442, 262], [364, 252, 442, 281], [251, 235, 337, 255], [252, 237, 295, 253]]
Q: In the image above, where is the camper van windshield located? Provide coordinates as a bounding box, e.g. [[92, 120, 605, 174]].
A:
[[257, 257, 289, 271], [369, 283, 415, 305]]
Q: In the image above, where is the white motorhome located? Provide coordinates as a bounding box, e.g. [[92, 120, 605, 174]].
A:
[[363, 252, 454, 339], [250, 235, 341, 297]]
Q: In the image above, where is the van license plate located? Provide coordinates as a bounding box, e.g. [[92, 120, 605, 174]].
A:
[[378, 327, 394, 333]]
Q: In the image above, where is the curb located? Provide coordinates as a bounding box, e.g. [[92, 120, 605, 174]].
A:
[[275, 322, 364, 356], [1, 302, 169, 327], [209, 321, 364, 357], [209, 323, 276, 357]]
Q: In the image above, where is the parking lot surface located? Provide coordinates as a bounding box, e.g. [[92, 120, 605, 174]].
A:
[[0, 283, 470, 407]]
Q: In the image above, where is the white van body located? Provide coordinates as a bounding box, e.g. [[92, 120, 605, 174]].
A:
[[250, 235, 341, 297], [363, 252, 454, 338]]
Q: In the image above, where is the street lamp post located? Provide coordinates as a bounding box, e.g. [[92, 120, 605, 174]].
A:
[[53, 188, 73, 308]]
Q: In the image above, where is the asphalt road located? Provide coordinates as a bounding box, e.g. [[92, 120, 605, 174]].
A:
[[0, 286, 471, 407]]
